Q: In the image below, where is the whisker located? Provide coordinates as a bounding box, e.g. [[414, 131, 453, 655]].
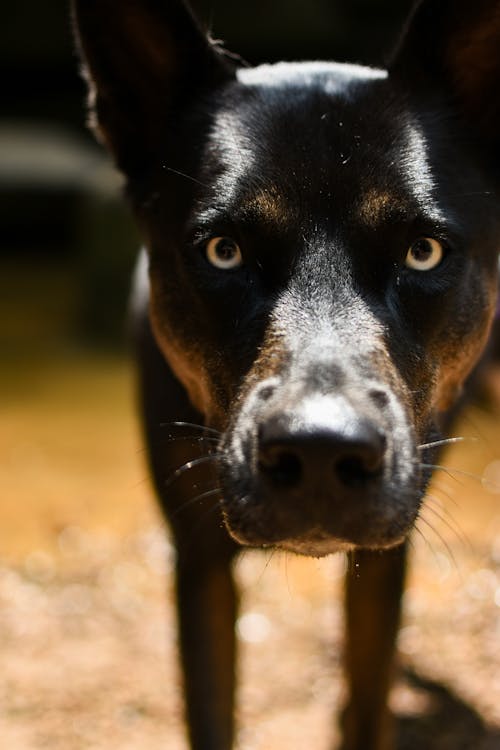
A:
[[424, 462, 500, 491], [161, 421, 222, 436], [162, 166, 209, 189], [420, 462, 481, 484], [427, 480, 459, 506], [417, 436, 475, 451], [420, 464, 463, 485], [172, 487, 222, 518], [256, 547, 278, 587], [131, 475, 152, 489], [165, 454, 220, 489], [413, 522, 439, 563], [423, 495, 471, 550], [424, 486, 460, 517], [166, 435, 219, 444], [417, 515, 459, 572], [460, 409, 498, 457]]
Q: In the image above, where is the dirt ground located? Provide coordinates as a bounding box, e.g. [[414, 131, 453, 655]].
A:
[[2, 351, 500, 749]]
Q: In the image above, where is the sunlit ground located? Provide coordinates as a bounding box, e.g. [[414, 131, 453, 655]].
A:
[[2, 349, 500, 749]]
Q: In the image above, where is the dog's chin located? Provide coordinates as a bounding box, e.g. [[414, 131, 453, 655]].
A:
[[283, 529, 410, 557], [224, 524, 355, 557], [222, 507, 412, 558], [276, 538, 356, 557], [277, 536, 407, 557]]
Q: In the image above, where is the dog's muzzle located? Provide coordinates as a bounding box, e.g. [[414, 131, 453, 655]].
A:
[[219, 369, 423, 556]]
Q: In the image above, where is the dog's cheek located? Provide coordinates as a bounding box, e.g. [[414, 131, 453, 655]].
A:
[[434, 332, 489, 412], [433, 280, 498, 412], [150, 305, 211, 412], [147, 275, 225, 420]]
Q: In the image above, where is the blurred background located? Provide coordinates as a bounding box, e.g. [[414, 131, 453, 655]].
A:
[[2, 1, 500, 748]]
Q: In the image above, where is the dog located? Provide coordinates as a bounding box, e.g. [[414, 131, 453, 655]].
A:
[[72, 1, 500, 747]]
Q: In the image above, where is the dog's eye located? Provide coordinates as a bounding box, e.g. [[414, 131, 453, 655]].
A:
[[205, 237, 243, 270], [405, 238, 444, 271]]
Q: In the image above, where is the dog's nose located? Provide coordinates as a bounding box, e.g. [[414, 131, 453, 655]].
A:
[[257, 405, 386, 491]]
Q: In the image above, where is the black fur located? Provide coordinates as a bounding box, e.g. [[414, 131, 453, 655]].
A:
[[73, 2, 500, 748]]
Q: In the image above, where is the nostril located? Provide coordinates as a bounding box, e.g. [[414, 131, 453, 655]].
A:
[[334, 431, 386, 487], [336, 455, 380, 487], [258, 447, 302, 487]]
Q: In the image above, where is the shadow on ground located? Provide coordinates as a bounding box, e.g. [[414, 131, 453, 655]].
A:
[[397, 670, 500, 750]]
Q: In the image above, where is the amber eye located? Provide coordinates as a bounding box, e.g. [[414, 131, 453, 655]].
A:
[[405, 237, 444, 271], [205, 237, 243, 269]]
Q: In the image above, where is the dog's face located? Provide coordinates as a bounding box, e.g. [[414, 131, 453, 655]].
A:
[[74, 0, 500, 555]]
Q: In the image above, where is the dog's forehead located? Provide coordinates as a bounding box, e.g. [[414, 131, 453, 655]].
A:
[[203, 62, 440, 228], [236, 61, 387, 91]]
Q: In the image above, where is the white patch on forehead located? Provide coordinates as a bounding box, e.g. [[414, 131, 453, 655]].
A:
[[237, 61, 387, 93], [403, 122, 445, 221], [206, 108, 256, 209]]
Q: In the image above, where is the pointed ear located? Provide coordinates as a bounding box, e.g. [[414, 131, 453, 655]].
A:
[[389, 0, 500, 143], [72, 0, 235, 175]]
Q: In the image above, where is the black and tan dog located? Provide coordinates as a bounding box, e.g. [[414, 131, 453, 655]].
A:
[[73, 1, 500, 748]]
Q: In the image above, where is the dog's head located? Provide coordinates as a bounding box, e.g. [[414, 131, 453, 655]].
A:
[[74, 0, 500, 555]]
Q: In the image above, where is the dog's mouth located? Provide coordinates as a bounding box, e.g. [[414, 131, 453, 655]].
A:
[[251, 532, 359, 558], [218, 386, 428, 556]]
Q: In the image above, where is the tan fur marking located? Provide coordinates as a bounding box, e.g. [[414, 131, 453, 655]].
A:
[[244, 189, 290, 228], [434, 280, 498, 412], [149, 303, 212, 417], [358, 189, 406, 226]]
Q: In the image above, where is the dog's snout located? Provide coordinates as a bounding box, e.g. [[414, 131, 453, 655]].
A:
[[257, 407, 386, 492]]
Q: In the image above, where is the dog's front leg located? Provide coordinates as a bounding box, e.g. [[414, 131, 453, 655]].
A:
[[340, 543, 407, 750], [135, 310, 239, 750], [175, 549, 238, 750]]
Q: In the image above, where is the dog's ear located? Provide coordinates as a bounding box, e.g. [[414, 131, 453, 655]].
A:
[[72, 0, 235, 174], [390, 0, 500, 143]]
